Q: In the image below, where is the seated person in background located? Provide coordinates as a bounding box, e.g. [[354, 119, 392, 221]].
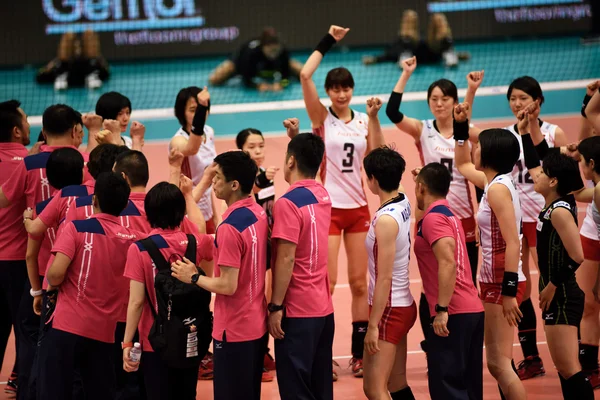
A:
[[209, 27, 303, 92], [36, 30, 110, 90], [362, 10, 468, 68]]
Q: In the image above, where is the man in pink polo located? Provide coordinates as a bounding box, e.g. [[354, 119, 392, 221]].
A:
[[0, 100, 30, 396], [171, 150, 269, 400], [36, 172, 140, 400], [413, 163, 485, 400], [268, 133, 334, 400]]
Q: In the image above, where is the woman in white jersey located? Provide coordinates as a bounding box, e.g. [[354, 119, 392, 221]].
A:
[[470, 75, 567, 379], [453, 103, 527, 400], [362, 147, 416, 400], [301, 25, 380, 378], [170, 86, 220, 236]]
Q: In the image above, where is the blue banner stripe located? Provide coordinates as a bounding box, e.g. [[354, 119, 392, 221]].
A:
[[45, 17, 205, 34], [427, 0, 583, 13]]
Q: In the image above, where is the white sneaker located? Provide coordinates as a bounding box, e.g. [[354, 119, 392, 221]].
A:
[[54, 73, 68, 91], [85, 71, 102, 89], [443, 50, 459, 68], [397, 51, 414, 67]]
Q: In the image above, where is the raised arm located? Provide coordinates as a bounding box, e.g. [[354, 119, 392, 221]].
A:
[[464, 70, 484, 121], [366, 97, 384, 152], [586, 89, 600, 132], [300, 26, 349, 128], [453, 103, 487, 189], [385, 56, 423, 141], [170, 89, 210, 157]]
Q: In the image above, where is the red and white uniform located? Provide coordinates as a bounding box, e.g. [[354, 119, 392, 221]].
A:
[[581, 181, 599, 241], [365, 194, 413, 307], [171, 126, 217, 223], [417, 119, 476, 241], [313, 109, 368, 209], [505, 121, 557, 223], [477, 174, 525, 284], [0, 143, 28, 261]]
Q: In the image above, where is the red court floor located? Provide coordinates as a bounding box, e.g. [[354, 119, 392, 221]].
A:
[[3, 115, 600, 399]]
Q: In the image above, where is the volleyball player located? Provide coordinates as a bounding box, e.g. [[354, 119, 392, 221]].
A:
[[585, 85, 600, 132], [454, 103, 527, 400], [300, 25, 375, 378], [37, 173, 139, 400], [386, 57, 480, 355], [123, 180, 214, 400], [362, 146, 417, 400], [0, 100, 30, 396], [172, 151, 269, 400], [518, 112, 594, 399], [89, 92, 145, 152], [268, 133, 333, 400]]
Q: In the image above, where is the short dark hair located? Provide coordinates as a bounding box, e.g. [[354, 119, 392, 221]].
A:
[[46, 148, 84, 190], [478, 129, 520, 174], [507, 76, 544, 105], [114, 150, 149, 188], [324, 67, 355, 91], [94, 172, 130, 217], [363, 146, 406, 192], [213, 151, 258, 195], [42, 104, 82, 137], [578, 136, 600, 174], [417, 163, 451, 197], [287, 133, 325, 178], [145, 182, 186, 229], [236, 128, 263, 149], [542, 152, 584, 196], [427, 79, 458, 103], [259, 27, 280, 46], [95, 92, 132, 120], [174, 86, 210, 128], [87, 144, 129, 180], [0, 100, 22, 143]]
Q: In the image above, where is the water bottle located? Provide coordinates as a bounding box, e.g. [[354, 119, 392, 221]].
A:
[[130, 342, 142, 364]]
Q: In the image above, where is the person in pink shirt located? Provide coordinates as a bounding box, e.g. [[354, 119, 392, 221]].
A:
[[122, 181, 214, 400], [37, 172, 141, 400], [170, 150, 269, 400], [267, 133, 334, 400], [413, 163, 485, 400], [0, 100, 30, 396]]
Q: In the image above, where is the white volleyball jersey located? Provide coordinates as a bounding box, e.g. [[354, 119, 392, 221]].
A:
[[417, 119, 474, 220], [581, 181, 599, 240], [171, 126, 217, 220], [121, 135, 133, 149], [313, 109, 368, 209], [505, 121, 557, 222], [366, 194, 414, 307], [477, 174, 525, 284]]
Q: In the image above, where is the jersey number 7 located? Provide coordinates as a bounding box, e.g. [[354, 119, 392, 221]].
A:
[[441, 158, 453, 181]]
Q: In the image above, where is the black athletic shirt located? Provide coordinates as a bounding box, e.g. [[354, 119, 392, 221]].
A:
[[536, 195, 579, 295], [254, 167, 275, 228], [233, 39, 291, 88]]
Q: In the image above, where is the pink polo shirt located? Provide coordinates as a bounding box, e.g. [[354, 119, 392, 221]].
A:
[[271, 180, 333, 318], [0, 143, 28, 260], [51, 214, 141, 343], [414, 200, 483, 317], [32, 198, 57, 277], [124, 229, 214, 351], [212, 197, 268, 342], [38, 182, 95, 230]]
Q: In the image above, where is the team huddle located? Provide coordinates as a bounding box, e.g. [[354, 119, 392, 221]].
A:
[[1, 24, 600, 400]]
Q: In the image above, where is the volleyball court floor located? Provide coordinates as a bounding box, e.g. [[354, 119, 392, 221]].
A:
[[3, 114, 600, 399]]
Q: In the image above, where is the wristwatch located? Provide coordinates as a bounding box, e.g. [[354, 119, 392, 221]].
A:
[[191, 273, 200, 284], [267, 303, 284, 313], [435, 304, 449, 313]]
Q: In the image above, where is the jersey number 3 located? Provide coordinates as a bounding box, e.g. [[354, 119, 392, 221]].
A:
[[342, 143, 354, 173]]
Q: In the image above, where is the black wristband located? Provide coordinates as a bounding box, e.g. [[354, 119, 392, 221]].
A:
[[315, 34, 336, 56], [551, 255, 582, 286], [453, 119, 470, 142], [255, 170, 271, 189], [582, 94, 592, 118], [534, 139, 550, 159], [501, 271, 519, 297], [385, 91, 405, 124], [522, 134, 541, 170], [190, 104, 208, 136]]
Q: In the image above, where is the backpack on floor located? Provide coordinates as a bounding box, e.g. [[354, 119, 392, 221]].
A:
[[139, 234, 213, 369]]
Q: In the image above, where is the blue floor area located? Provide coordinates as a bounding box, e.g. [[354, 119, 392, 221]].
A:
[[2, 36, 598, 117]]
